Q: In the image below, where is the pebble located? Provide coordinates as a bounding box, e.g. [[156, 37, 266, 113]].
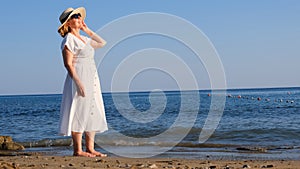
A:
[[136, 163, 145, 167], [261, 164, 274, 168], [224, 165, 232, 169], [0, 162, 15, 169], [96, 159, 104, 163], [184, 165, 190, 169], [149, 164, 158, 168], [243, 164, 251, 168], [60, 164, 65, 167], [125, 163, 132, 168]]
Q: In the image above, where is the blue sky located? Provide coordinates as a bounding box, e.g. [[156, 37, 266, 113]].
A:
[[0, 1, 299, 95]]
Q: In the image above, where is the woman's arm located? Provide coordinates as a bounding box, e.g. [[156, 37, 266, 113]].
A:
[[62, 46, 85, 97], [81, 21, 107, 48]]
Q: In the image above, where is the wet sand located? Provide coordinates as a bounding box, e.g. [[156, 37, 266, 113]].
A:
[[0, 154, 299, 169]]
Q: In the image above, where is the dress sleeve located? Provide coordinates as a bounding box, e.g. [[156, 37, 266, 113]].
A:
[[61, 34, 76, 54]]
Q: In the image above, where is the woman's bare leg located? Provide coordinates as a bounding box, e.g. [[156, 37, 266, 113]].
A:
[[72, 131, 95, 157], [85, 131, 107, 157]]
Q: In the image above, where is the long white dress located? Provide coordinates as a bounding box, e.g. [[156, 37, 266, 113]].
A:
[[59, 33, 108, 136]]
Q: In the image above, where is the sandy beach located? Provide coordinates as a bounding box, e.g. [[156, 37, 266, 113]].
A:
[[0, 152, 299, 169]]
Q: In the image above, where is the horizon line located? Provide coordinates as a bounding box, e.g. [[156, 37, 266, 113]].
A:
[[0, 86, 299, 97]]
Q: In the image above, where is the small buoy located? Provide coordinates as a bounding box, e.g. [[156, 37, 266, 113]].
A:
[[265, 98, 270, 101], [227, 94, 232, 98], [237, 95, 242, 99], [207, 93, 211, 97], [257, 97, 262, 101]]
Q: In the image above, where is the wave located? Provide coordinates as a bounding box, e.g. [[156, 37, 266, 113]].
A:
[[20, 138, 72, 148], [15, 124, 300, 150], [19, 137, 300, 154]]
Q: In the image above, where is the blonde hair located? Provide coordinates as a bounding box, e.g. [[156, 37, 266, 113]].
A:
[[58, 24, 71, 37]]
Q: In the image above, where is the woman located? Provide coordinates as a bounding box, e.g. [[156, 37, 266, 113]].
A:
[[57, 7, 108, 157]]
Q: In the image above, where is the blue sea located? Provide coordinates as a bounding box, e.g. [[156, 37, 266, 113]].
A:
[[1, 87, 300, 159]]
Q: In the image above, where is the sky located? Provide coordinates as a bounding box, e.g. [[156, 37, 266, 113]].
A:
[[0, 0, 299, 95]]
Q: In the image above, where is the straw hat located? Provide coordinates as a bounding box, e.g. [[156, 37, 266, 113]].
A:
[[58, 7, 86, 31]]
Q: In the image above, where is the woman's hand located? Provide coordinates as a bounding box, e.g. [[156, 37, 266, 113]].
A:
[[80, 20, 89, 33], [75, 81, 85, 97]]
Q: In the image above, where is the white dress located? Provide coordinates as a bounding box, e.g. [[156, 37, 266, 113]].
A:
[[59, 33, 108, 136]]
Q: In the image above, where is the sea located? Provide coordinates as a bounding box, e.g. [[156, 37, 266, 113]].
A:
[[1, 87, 300, 159]]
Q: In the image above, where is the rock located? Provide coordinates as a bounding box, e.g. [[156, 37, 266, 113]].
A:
[[0, 136, 25, 150], [0, 136, 13, 144], [237, 146, 267, 153], [209, 166, 216, 169]]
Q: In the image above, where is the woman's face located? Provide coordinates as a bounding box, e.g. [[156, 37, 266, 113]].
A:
[[66, 13, 82, 29]]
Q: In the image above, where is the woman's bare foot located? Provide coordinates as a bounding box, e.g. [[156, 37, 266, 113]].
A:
[[86, 150, 107, 157], [73, 151, 96, 157]]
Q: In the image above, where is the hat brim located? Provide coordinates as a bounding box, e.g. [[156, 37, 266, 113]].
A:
[[58, 7, 86, 31]]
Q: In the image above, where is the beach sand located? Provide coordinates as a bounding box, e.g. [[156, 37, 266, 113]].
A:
[[0, 152, 299, 169]]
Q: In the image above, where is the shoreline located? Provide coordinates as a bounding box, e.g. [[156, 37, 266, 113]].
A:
[[1, 148, 300, 169], [15, 144, 300, 160], [1, 155, 300, 169]]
